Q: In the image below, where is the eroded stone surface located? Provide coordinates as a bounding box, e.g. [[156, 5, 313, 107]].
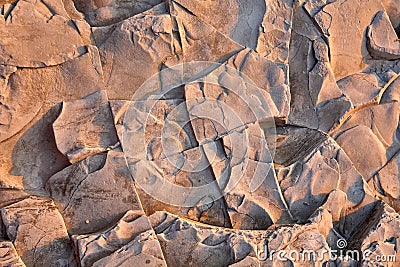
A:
[[0, 240, 25, 267], [172, 0, 294, 63], [53, 90, 118, 163], [0, 196, 76, 266], [72, 210, 166, 266], [0, 47, 104, 190], [276, 138, 378, 238], [0, 0, 87, 67], [149, 211, 334, 266], [73, 0, 163, 26], [367, 11, 400, 60], [46, 150, 142, 235], [350, 202, 400, 266]]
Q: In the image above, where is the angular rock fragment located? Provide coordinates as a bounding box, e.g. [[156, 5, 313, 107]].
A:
[[201, 138, 293, 230], [382, 0, 400, 32], [0, 0, 87, 67], [72, 210, 166, 266], [46, 150, 143, 235], [306, 0, 385, 80], [380, 72, 400, 103], [0, 47, 104, 189], [0, 240, 25, 267], [276, 138, 377, 238], [288, 4, 351, 132], [367, 11, 400, 60], [350, 202, 400, 266], [369, 152, 400, 212], [0, 196, 76, 266], [272, 125, 327, 166], [172, 0, 294, 63], [183, 48, 290, 140], [100, 3, 243, 100], [53, 90, 119, 163], [73, 0, 163, 26], [337, 73, 382, 107], [149, 211, 332, 266], [127, 147, 231, 227], [332, 102, 400, 181]]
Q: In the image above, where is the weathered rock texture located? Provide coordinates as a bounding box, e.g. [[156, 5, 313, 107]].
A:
[[0, 0, 399, 266]]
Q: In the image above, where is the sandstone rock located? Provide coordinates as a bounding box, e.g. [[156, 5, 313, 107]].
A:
[[380, 73, 400, 103], [382, 0, 400, 32], [0, 47, 104, 190], [46, 150, 143, 235], [276, 138, 377, 238], [367, 11, 400, 60], [0, 196, 76, 266], [332, 102, 400, 181], [72, 210, 166, 266], [120, 98, 197, 160], [272, 126, 326, 166], [200, 138, 293, 230], [306, 0, 385, 80], [337, 73, 382, 107], [73, 0, 163, 26], [149, 211, 332, 266], [171, 0, 294, 64], [183, 48, 290, 137], [92, 230, 167, 267], [127, 147, 231, 227], [99, 3, 243, 100], [0, 189, 29, 208], [53, 90, 118, 163], [0, 0, 87, 67], [350, 202, 400, 266], [0, 240, 25, 267], [369, 152, 400, 212], [288, 4, 352, 132]]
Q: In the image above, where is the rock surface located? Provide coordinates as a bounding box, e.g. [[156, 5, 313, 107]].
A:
[[0, 197, 76, 266], [0, 240, 25, 267], [72, 210, 166, 266], [0, 0, 399, 266], [46, 150, 143, 235]]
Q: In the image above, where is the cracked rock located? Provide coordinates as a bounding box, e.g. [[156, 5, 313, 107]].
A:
[[149, 211, 333, 266], [367, 11, 400, 60], [171, 0, 294, 64], [0, 196, 76, 266], [0, 47, 104, 190], [276, 138, 378, 238], [53, 90, 119, 163], [46, 150, 143, 235], [72, 210, 166, 266], [127, 146, 231, 228], [350, 202, 400, 266], [0, 0, 87, 67], [72, 0, 163, 26], [0, 240, 25, 267]]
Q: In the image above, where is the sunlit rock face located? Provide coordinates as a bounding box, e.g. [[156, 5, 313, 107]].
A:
[[0, 0, 399, 266]]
